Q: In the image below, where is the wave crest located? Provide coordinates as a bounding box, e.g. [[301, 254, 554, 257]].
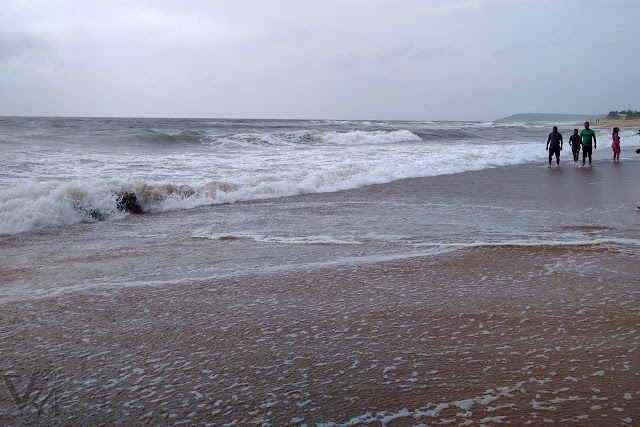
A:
[[0, 180, 239, 236], [201, 129, 421, 147], [132, 131, 205, 143]]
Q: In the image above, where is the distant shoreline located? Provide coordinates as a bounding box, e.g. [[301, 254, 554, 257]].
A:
[[581, 118, 640, 128], [496, 113, 604, 123]]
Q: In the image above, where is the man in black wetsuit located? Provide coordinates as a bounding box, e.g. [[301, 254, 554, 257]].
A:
[[546, 126, 563, 167]]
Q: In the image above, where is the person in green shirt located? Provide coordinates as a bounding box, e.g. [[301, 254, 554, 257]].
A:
[[580, 121, 596, 167]]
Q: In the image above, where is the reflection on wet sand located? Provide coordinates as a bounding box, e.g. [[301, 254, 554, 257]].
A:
[[1, 245, 638, 425]]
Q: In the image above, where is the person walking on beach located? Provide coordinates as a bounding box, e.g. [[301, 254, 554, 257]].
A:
[[580, 121, 596, 167], [612, 127, 621, 163], [546, 126, 563, 167], [569, 128, 581, 164]]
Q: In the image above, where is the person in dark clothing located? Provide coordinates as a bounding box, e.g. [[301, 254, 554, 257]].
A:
[[546, 126, 563, 167], [569, 128, 581, 163]]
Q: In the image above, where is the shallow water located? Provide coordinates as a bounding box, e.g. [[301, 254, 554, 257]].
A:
[[1, 158, 639, 302]]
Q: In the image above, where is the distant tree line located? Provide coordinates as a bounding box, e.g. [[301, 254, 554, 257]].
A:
[[607, 110, 640, 120]]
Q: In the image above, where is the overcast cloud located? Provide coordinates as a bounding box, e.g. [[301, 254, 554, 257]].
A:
[[1, 0, 638, 120]]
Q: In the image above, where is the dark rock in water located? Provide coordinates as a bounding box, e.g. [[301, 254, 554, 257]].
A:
[[87, 210, 107, 221], [116, 192, 144, 214], [71, 200, 107, 221]]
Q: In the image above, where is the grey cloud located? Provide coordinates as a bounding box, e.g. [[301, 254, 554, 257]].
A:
[[0, 0, 638, 120], [412, 47, 448, 60], [0, 31, 49, 61], [332, 42, 448, 69]]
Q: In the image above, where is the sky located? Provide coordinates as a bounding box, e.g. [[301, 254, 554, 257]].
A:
[[1, 0, 639, 121]]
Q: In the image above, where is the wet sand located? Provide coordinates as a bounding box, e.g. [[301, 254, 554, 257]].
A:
[[1, 158, 640, 425]]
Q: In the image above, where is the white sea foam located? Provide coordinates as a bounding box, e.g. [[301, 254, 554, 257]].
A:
[[411, 238, 640, 249], [1, 127, 547, 236], [201, 129, 421, 147], [589, 128, 639, 142], [191, 232, 364, 245]]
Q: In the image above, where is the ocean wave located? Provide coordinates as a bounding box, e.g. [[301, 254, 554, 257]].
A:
[[201, 129, 421, 147], [493, 121, 549, 129], [0, 180, 237, 236], [131, 131, 205, 143], [414, 121, 536, 131], [473, 121, 495, 127], [0, 138, 546, 236], [617, 129, 640, 139]]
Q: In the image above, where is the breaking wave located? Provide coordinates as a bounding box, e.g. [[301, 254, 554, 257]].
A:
[[0, 180, 237, 236], [201, 129, 421, 147], [1, 126, 548, 236], [130, 131, 207, 144]]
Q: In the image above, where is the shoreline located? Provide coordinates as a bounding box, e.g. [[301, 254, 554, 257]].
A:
[[2, 157, 640, 302], [578, 118, 640, 128]]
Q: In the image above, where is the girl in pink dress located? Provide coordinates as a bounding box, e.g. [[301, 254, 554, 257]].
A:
[[612, 127, 620, 163]]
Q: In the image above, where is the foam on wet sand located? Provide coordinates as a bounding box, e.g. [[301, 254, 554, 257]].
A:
[[1, 244, 638, 425], [1, 159, 639, 425]]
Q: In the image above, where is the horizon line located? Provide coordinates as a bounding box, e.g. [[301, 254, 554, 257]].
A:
[[0, 112, 607, 122]]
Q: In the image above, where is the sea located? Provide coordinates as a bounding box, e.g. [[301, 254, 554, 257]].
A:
[[1, 117, 551, 235], [4, 117, 638, 234]]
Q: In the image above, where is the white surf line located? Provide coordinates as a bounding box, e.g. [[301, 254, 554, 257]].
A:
[[411, 237, 640, 248], [0, 246, 462, 304], [4, 238, 638, 304], [588, 179, 640, 185]]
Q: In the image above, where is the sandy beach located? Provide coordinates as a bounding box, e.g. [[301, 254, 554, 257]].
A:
[[582, 119, 640, 128], [2, 155, 639, 425]]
